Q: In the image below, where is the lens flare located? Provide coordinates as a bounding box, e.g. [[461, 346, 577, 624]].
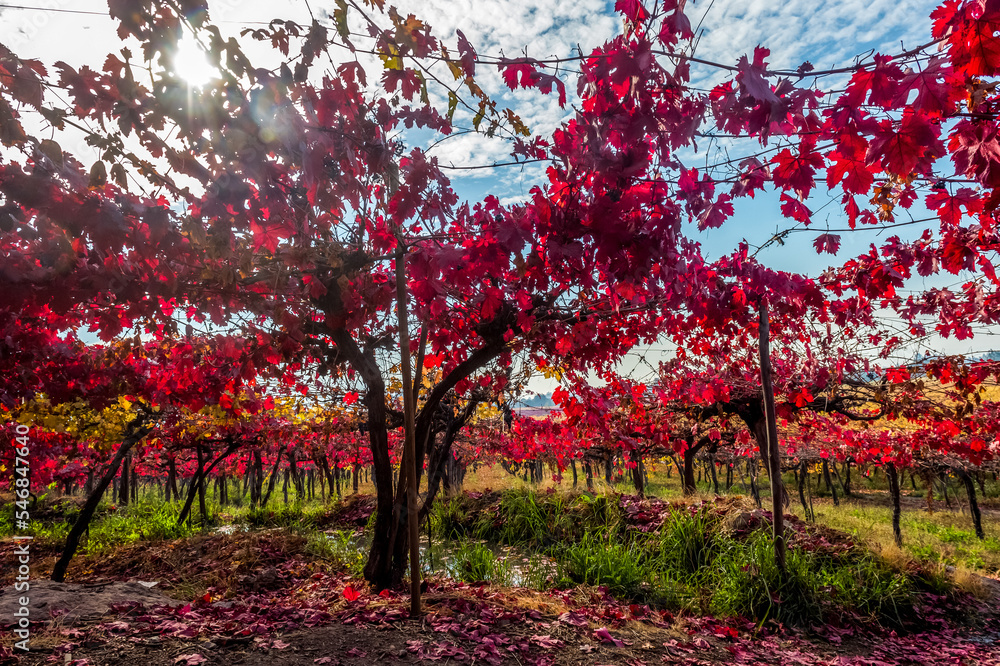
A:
[[173, 35, 216, 87]]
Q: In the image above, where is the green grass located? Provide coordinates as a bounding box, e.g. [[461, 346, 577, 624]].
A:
[[4, 462, 993, 630], [0, 494, 196, 553], [706, 529, 915, 627], [447, 541, 514, 585], [561, 530, 652, 597], [451, 462, 1000, 579], [0, 479, 355, 559], [305, 529, 366, 576], [83, 498, 196, 551], [431, 488, 628, 548], [657, 505, 719, 576], [785, 500, 1000, 576], [432, 488, 938, 628], [240, 502, 329, 529], [560, 503, 919, 627]]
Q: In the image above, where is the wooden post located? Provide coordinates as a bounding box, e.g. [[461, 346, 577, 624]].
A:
[[748, 458, 761, 507], [958, 469, 985, 540], [630, 449, 645, 498], [394, 237, 421, 617], [886, 463, 903, 547], [758, 299, 786, 572], [796, 461, 811, 521], [822, 460, 839, 506], [119, 452, 131, 505]]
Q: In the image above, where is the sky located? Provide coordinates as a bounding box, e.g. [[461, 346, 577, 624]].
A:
[[1, 0, 991, 396]]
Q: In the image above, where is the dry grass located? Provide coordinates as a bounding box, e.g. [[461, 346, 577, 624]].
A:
[[951, 564, 991, 598], [875, 543, 912, 570]]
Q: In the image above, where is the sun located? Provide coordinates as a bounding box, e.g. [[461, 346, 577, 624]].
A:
[[173, 35, 217, 87]]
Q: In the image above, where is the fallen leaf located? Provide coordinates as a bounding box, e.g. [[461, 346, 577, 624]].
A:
[[594, 627, 624, 648], [173, 655, 207, 665]]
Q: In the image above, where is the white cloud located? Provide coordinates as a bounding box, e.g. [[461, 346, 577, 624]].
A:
[[499, 193, 530, 206], [427, 132, 511, 172], [384, 0, 619, 194], [690, 0, 939, 85]]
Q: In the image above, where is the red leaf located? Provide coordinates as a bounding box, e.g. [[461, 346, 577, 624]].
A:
[[943, 3, 1000, 76], [383, 69, 422, 100], [698, 194, 734, 229], [557, 611, 588, 627], [844, 55, 903, 108], [842, 195, 860, 229], [812, 233, 841, 255], [736, 47, 777, 103], [659, 8, 693, 46], [931, 0, 962, 40], [827, 133, 874, 194], [250, 221, 286, 253], [615, 0, 649, 23], [594, 627, 625, 647], [779, 193, 812, 224], [173, 655, 207, 665], [925, 187, 983, 226], [893, 56, 960, 116], [533, 72, 567, 106], [948, 119, 1000, 187], [555, 335, 573, 356], [772, 142, 824, 198], [455, 30, 477, 78], [343, 585, 360, 602], [867, 110, 941, 176], [501, 60, 538, 90]]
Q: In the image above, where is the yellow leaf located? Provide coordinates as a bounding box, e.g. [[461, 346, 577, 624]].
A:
[[380, 43, 403, 71]]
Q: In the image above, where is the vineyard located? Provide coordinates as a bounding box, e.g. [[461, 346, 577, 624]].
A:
[[2, 0, 1000, 663]]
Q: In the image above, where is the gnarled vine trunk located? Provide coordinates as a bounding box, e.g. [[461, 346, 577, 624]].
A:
[[52, 415, 152, 582]]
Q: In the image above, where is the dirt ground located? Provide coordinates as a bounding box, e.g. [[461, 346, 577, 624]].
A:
[[3, 492, 1000, 666], [2, 574, 999, 666]]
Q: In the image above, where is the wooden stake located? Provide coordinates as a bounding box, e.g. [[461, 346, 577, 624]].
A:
[[758, 299, 786, 572], [394, 238, 421, 617]]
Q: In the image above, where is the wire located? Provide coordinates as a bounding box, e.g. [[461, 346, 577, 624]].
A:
[[0, 3, 275, 24]]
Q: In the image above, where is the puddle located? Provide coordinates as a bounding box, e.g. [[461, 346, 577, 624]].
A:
[[965, 631, 1000, 645], [213, 524, 251, 535], [421, 539, 559, 587], [319, 531, 558, 588], [210, 523, 557, 589]]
